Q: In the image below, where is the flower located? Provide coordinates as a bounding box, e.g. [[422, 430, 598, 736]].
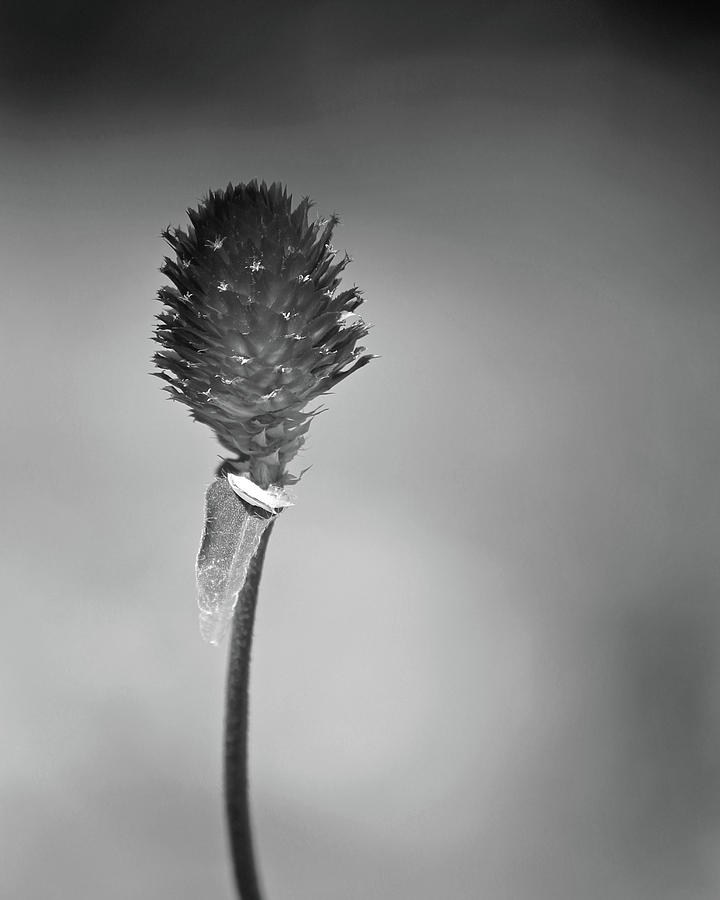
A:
[[153, 180, 373, 488]]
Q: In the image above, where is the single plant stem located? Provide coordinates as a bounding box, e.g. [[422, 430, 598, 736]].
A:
[[225, 523, 274, 900]]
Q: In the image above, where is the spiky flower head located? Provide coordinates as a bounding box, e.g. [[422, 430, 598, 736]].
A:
[[153, 180, 372, 489]]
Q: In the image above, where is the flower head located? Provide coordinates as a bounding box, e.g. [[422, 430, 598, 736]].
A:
[[153, 180, 373, 488]]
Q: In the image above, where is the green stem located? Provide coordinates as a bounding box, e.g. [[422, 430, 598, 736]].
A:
[[224, 524, 274, 900]]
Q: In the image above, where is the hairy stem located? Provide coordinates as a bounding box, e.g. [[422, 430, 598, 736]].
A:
[[225, 524, 274, 900]]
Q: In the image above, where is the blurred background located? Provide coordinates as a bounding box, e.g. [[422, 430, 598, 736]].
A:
[[1, 2, 720, 898]]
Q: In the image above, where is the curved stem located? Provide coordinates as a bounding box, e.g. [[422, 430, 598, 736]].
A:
[[224, 523, 274, 900]]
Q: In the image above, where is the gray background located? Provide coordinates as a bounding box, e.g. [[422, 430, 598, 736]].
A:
[[2, 2, 719, 898]]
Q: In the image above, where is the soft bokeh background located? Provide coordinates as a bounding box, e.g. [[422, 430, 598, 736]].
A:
[[2, 2, 720, 898]]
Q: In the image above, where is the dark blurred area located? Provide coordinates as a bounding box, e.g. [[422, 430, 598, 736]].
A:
[[1, 2, 719, 899], [1, 0, 719, 114]]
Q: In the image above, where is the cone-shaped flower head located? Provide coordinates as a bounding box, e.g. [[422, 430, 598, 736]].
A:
[[153, 180, 372, 489]]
